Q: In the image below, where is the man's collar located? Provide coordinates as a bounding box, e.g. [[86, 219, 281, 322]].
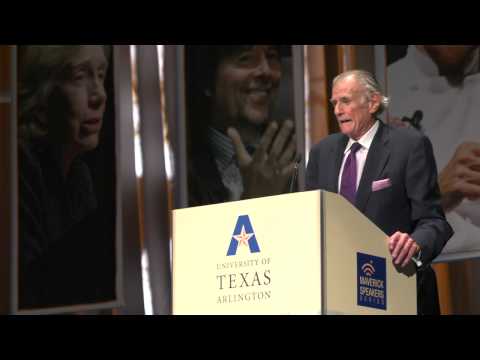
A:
[[345, 120, 380, 154], [208, 127, 236, 171]]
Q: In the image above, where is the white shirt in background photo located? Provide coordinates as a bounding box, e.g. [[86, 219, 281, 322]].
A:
[[387, 45, 480, 262]]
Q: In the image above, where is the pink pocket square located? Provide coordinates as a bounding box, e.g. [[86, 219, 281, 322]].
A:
[[372, 179, 392, 192]]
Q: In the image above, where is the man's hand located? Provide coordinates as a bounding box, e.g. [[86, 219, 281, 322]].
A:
[[388, 232, 421, 268], [227, 120, 297, 199], [439, 142, 480, 212]]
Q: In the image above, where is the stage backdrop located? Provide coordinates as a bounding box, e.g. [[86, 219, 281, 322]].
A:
[[182, 45, 305, 209], [376, 45, 480, 263], [15, 45, 121, 314]]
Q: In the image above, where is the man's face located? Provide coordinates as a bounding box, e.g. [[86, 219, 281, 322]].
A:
[[213, 45, 282, 129], [331, 75, 380, 141], [423, 45, 478, 75], [48, 45, 108, 154]]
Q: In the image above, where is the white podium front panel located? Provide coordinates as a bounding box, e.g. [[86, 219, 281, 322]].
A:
[[173, 192, 322, 315]]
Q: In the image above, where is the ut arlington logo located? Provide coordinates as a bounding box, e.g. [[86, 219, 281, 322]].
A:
[[227, 215, 261, 256], [357, 253, 387, 310]]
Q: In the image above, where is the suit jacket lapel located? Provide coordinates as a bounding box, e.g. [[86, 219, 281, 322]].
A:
[[356, 122, 391, 212], [329, 136, 349, 193]]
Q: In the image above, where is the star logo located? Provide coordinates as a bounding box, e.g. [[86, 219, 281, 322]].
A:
[[227, 215, 261, 256], [233, 226, 253, 247]]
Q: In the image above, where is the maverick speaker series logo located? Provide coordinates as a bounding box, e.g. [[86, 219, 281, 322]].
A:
[[357, 253, 387, 310]]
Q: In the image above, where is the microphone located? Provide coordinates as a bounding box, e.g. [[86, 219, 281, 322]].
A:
[[401, 110, 423, 131], [289, 154, 303, 193], [411, 255, 423, 268]]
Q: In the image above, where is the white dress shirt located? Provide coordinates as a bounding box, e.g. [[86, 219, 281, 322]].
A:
[[338, 120, 380, 193]]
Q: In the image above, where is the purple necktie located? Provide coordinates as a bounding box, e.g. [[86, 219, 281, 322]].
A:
[[340, 142, 362, 205]]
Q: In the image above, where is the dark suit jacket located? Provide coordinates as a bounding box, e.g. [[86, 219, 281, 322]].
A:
[[188, 141, 230, 207], [306, 121, 453, 314], [19, 140, 116, 310]]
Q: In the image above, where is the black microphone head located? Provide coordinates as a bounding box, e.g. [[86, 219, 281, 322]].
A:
[[412, 110, 423, 122], [411, 110, 423, 129], [295, 154, 303, 165]]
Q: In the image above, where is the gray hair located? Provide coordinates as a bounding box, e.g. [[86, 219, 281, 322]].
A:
[[333, 70, 389, 115], [18, 45, 111, 141]]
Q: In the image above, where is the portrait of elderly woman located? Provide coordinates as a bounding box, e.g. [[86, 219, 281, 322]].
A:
[[18, 45, 117, 310], [185, 45, 298, 207]]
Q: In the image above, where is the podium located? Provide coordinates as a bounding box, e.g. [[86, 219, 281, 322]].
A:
[[172, 190, 417, 315]]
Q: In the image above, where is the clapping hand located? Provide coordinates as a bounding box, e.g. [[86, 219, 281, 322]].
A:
[[227, 120, 298, 199]]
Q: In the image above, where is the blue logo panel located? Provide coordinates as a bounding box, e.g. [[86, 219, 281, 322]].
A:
[[357, 253, 387, 310], [227, 215, 261, 257]]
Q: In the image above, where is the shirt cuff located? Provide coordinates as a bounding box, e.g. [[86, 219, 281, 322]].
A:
[[412, 250, 423, 268]]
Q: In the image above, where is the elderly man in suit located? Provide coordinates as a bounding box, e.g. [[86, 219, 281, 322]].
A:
[[306, 70, 453, 315]]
